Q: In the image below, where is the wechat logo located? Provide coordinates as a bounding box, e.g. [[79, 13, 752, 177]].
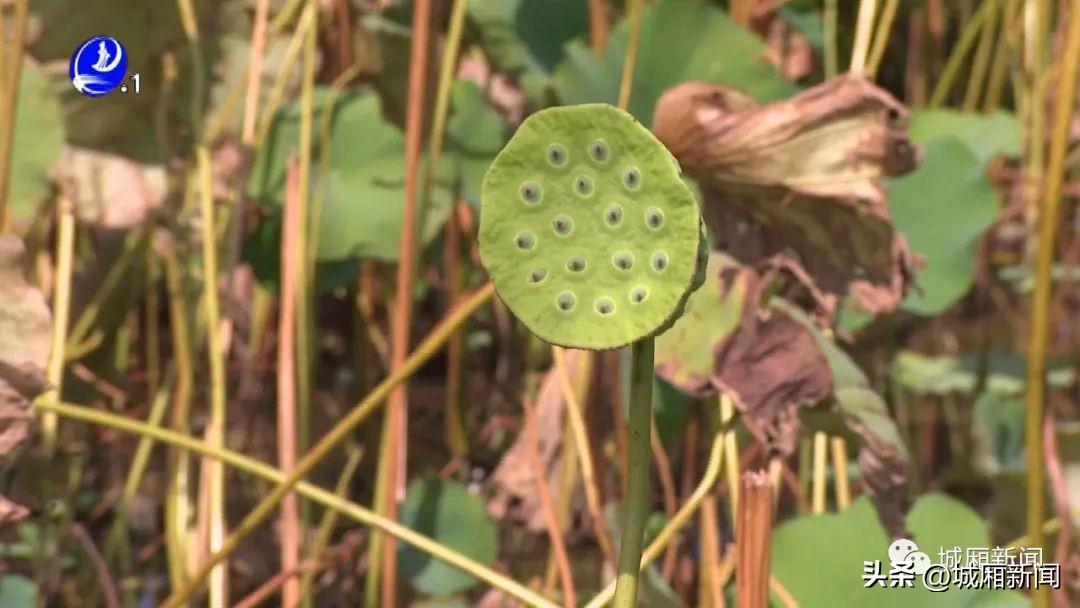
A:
[[888, 538, 933, 575]]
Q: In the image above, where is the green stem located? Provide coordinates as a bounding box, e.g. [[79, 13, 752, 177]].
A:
[[161, 281, 496, 608], [928, 0, 999, 108], [162, 243, 195, 592], [612, 337, 654, 608], [293, 0, 319, 573], [299, 445, 364, 607], [866, 0, 900, 79], [586, 425, 724, 608], [40, 196, 75, 456], [962, 0, 1000, 111], [616, 0, 644, 111], [0, 0, 29, 233], [824, 0, 838, 79], [35, 399, 558, 608], [984, 0, 1021, 112], [1026, 6, 1080, 608]]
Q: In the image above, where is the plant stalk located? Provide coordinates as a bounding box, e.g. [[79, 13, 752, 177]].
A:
[[929, 0, 1000, 108], [612, 337, 654, 607], [1025, 5, 1080, 608], [735, 471, 773, 608], [162, 243, 195, 591], [812, 431, 828, 514], [554, 347, 616, 566], [298, 445, 364, 605], [40, 195, 75, 456], [720, 394, 740, 525], [824, 0, 838, 79], [378, 0, 434, 603], [830, 436, 851, 511], [37, 399, 559, 608], [0, 0, 29, 233], [277, 155, 303, 607], [850, 0, 878, 75], [160, 281, 495, 607], [586, 426, 725, 608]]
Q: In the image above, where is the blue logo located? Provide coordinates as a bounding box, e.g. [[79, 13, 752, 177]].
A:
[[69, 36, 127, 98]]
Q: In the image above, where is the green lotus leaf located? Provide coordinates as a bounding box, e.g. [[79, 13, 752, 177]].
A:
[[479, 104, 704, 349]]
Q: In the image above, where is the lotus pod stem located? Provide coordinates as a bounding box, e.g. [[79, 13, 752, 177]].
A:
[[479, 102, 704, 607]]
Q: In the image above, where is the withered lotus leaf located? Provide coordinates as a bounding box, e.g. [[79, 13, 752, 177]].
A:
[[656, 253, 833, 453], [0, 236, 53, 524], [655, 252, 746, 396], [652, 73, 920, 317], [710, 269, 834, 456], [657, 251, 909, 534], [779, 299, 911, 537]]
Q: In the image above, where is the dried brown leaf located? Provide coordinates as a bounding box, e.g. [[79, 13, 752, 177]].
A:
[[56, 147, 166, 229], [0, 494, 30, 525], [655, 252, 745, 397], [0, 235, 52, 517], [487, 349, 585, 532], [653, 74, 921, 316], [711, 268, 833, 455]]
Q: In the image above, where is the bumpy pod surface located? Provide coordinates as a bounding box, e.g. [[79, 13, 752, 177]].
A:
[[479, 104, 703, 350]]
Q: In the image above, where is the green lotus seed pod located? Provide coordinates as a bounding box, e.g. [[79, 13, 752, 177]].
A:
[[479, 104, 704, 350]]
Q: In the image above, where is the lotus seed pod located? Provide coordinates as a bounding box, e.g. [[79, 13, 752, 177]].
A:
[[479, 104, 704, 350]]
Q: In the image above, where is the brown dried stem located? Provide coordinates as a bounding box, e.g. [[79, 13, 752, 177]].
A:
[[736, 471, 774, 608]]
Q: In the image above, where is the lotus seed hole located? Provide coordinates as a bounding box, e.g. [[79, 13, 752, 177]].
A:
[[552, 214, 574, 236], [651, 250, 669, 272], [547, 144, 568, 166], [566, 257, 587, 273], [595, 297, 615, 315], [645, 207, 665, 229], [604, 204, 624, 227], [622, 166, 642, 190], [573, 175, 595, 197], [556, 292, 576, 311], [630, 285, 649, 303], [514, 231, 536, 251], [527, 269, 548, 284], [520, 181, 543, 205], [612, 251, 634, 270], [589, 140, 610, 162]]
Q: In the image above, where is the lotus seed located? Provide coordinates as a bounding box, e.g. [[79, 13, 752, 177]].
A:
[[652, 250, 669, 272], [556, 292, 576, 311], [630, 285, 649, 303], [552, 215, 574, 236], [604, 204, 624, 227], [515, 231, 536, 251], [547, 144, 568, 166], [520, 181, 543, 205], [566, 257, 587, 272], [595, 297, 615, 315], [528, 269, 548, 284], [612, 251, 634, 270], [573, 175, 595, 197], [622, 166, 642, 190], [646, 207, 664, 229], [589, 140, 610, 162]]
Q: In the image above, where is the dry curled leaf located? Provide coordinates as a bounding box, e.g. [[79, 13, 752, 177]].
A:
[[0, 494, 30, 525], [56, 147, 166, 229], [0, 235, 52, 518], [837, 387, 910, 538], [783, 299, 911, 537], [487, 349, 586, 532], [711, 268, 833, 455], [653, 73, 921, 317]]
